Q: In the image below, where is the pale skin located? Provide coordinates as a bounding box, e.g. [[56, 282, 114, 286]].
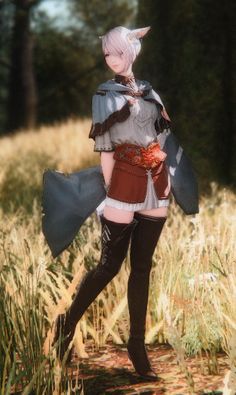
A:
[[101, 51, 168, 223]]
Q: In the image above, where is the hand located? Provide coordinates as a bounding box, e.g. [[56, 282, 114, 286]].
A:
[[128, 97, 137, 105], [104, 183, 110, 192]]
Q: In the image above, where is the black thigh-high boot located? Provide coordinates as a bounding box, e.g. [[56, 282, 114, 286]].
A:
[[127, 212, 166, 378], [53, 215, 137, 364]]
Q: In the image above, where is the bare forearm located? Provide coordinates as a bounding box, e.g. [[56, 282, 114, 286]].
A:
[[100, 151, 115, 187]]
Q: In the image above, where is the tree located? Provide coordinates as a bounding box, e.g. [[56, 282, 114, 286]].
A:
[[70, 0, 137, 46], [33, 0, 136, 124], [34, 23, 104, 123], [0, 1, 14, 131], [136, 0, 236, 185], [2, 0, 136, 133], [6, 0, 40, 132]]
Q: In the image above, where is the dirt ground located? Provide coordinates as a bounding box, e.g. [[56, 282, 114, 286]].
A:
[[67, 340, 229, 395]]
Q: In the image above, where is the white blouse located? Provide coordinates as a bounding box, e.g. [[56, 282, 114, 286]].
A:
[[93, 87, 169, 211], [94, 95, 161, 152]]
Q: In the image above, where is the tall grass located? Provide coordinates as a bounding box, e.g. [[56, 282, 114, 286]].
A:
[[0, 119, 235, 393]]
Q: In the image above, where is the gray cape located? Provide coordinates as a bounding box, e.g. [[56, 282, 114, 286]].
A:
[[42, 79, 199, 258], [89, 79, 170, 139], [42, 166, 106, 258]]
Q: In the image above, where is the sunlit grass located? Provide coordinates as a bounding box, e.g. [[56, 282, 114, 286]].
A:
[[0, 119, 236, 393]]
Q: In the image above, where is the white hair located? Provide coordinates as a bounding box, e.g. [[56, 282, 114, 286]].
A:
[[101, 26, 142, 69]]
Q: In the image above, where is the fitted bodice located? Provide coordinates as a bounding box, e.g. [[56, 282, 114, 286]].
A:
[[94, 93, 160, 152]]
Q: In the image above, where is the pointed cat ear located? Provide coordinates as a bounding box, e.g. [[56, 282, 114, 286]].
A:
[[127, 27, 151, 41]]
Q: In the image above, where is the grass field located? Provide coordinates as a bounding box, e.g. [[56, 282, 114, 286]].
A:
[[0, 119, 236, 394]]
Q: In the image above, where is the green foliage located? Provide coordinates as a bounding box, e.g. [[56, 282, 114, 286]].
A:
[[0, 0, 136, 133], [34, 26, 100, 123], [1, 0, 235, 185], [33, 0, 136, 124], [136, 0, 236, 185], [0, 227, 82, 394], [182, 314, 221, 357], [70, 0, 137, 40]]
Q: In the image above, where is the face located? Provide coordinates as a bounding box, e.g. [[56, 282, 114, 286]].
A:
[[104, 51, 132, 75]]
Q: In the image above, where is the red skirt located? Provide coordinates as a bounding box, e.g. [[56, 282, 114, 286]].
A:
[[107, 159, 170, 204]]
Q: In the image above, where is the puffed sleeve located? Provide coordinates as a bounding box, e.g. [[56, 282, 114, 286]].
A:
[[94, 130, 115, 152], [89, 88, 130, 140]]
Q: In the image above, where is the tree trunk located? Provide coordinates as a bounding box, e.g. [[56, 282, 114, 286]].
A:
[[6, 0, 37, 132], [220, 2, 235, 184]]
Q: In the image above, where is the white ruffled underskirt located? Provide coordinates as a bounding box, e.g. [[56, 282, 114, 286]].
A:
[[96, 169, 169, 214]]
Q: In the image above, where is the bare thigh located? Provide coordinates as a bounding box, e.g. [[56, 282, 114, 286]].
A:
[[103, 205, 134, 223], [137, 206, 168, 217]]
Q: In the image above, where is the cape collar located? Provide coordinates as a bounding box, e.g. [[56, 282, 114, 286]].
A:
[[97, 78, 152, 96], [114, 73, 136, 86]]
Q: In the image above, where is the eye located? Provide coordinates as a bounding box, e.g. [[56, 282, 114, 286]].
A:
[[104, 53, 109, 58]]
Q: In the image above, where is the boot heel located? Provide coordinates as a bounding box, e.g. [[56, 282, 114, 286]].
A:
[[127, 339, 158, 379], [52, 216, 136, 366]]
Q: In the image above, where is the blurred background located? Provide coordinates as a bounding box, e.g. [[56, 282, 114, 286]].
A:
[[0, 3, 236, 392], [0, 0, 235, 186]]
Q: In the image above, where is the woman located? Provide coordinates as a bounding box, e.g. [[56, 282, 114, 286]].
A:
[[53, 26, 178, 379]]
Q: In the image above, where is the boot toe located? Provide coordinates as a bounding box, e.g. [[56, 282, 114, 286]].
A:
[[141, 368, 158, 380]]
